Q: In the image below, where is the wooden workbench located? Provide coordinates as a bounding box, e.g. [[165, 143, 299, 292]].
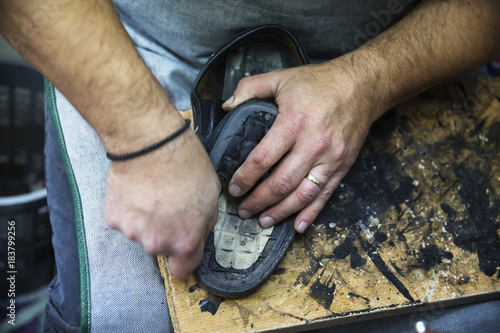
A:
[[159, 78, 500, 333]]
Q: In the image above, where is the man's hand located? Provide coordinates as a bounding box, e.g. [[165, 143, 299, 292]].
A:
[[222, 56, 383, 234], [105, 129, 220, 278], [222, 0, 500, 234], [0, 0, 221, 278]]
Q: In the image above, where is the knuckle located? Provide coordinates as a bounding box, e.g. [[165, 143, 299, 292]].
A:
[[304, 133, 332, 161], [240, 75, 252, 84], [333, 139, 348, 161], [173, 234, 199, 257], [142, 234, 162, 255], [250, 147, 274, 171], [270, 176, 293, 197], [297, 186, 319, 203], [104, 205, 121, 229], [238, 76, 251, 85], [122, 227, 138, 241], [288, 113, 306, 133], [236, 76, 254, 92], [313, 133, 332, 154], [106, 217, 119, 230], [320, 189, 334, 202]]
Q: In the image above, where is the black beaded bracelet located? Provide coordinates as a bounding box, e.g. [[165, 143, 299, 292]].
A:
[[106, 119, 191, 161]]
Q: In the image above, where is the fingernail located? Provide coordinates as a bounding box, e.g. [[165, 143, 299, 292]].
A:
[[238, 209, 252, 219], [260, 216, 275, 228], [222, 95, 234, 107], [229, 183, 242, 197], [297, 221, 308, 233]]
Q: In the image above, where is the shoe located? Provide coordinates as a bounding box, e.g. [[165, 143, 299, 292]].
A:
[[191, 25, 308, 298], [191, 24, 308, 152], [194, 193, 296, 298], [204, 99, 278, 190]]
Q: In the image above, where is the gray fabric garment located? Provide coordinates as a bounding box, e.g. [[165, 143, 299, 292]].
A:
[[114, 0, 420, 110], [48, 84, 173, 332]]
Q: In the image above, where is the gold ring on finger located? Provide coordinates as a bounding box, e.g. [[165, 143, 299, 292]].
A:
[[304, 172, 325, 189]]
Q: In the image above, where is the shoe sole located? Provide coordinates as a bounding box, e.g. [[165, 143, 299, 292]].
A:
[[194, 99, 296, 298], [194, 193, 296, 298], [207, 99, 279, 191]]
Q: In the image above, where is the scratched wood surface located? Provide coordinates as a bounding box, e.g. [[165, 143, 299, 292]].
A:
[[158, 78, 500, 333]]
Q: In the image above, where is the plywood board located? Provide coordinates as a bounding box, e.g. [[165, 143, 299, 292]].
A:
[[159, 78, 500, 333]]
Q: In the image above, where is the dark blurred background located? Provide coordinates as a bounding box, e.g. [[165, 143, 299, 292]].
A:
[[0, 36, 54, 333]]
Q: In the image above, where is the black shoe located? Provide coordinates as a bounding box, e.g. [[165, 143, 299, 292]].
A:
[[204, 99, 278, 191], [191, 25, 308, 298]]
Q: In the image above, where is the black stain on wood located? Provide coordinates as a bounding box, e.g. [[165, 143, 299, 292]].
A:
[[333, 232, 355, 260], [199, 295, 224, 315], [374, 231, 388, 243], [332, 230, 367, 268], [295, 94, 500, 311], [199, 299, 218, 315], [188, 284, 200, 293], [309, 275, 336, 309], [348, 292, 371, 305], [389, 260, 405, 277], [294, 258, 319, 286], [442, 165, 500, 277], [317, 152, 415, 233], [487, 121, 500, 149], [294, 237, 324, 286], [350, 247, 367, 269], [361, 240, 415, 303], [417, 245, 453, 271], [315, 148, 416, 302], [273, 267, 286, 275]]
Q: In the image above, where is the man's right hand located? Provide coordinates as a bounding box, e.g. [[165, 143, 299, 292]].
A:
[[0, 0, 220, 278], [105, 127, 220, 278]]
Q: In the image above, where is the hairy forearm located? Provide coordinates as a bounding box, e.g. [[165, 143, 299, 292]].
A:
[[353, 0, 500, 120], [0, 0, 183, 153]]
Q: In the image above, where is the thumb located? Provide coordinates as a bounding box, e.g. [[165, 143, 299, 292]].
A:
[[222, 71, 280, 111]]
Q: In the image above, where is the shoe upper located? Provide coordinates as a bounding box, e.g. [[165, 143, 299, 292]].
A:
[[191, 24, 309, 146]]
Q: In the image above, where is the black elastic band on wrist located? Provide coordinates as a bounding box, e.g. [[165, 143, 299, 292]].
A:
[[106, 119, 191, 161]]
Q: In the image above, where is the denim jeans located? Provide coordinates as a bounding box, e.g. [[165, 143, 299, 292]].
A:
[[43, 103, 80, 332]]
